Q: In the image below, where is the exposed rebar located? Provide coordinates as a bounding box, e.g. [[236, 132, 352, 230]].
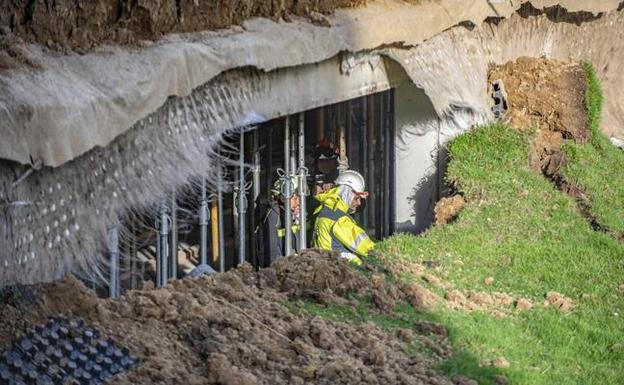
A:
[[297, 113, 308, 250], [217, 160, 226, 273], [199, 178, 209, 266], [108, 225, 120, 299], [170, 191, 178, 279], [158, 201, 170, 287], [283, 118, 293, 257], [237, 131, 246, 266]]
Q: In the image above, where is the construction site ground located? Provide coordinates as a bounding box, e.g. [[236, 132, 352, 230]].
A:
[[1, 57, 623, 385]]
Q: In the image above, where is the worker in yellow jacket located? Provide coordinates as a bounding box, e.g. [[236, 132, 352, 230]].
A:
[[312, 170, 375, 265]]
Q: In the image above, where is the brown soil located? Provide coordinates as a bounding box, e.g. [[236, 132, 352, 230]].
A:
[[543, 290, 574, 313], [0, 251, 454, 385], [434, 195, 466, 225], [0, 0, 365, 53], [489, 57, 589, 175]]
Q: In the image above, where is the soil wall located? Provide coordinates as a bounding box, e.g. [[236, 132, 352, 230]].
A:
[[0, 0, 365, 51]]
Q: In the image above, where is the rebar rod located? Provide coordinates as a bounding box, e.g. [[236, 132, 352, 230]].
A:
[[108, 225, 120, 299], [237, 131, 246, 266], [170, 191, 178, 279], [217, 160, 226, 273], [199, 177, 209, 266], [158, 201, 170, 287], [283, 117, 293, 257], [298, 113, 307, 250]]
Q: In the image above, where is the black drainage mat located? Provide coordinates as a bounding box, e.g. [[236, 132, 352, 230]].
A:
[[0, 317, 138, 385]]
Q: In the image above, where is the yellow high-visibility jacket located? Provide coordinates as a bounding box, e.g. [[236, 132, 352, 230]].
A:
[[312, 187, 375, 261]]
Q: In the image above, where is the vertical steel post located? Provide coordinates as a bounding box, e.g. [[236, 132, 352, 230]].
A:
[[199, 177, 209, 265], [156, 226, 162, 287], [252, 130, 261, 268], [158, 202, 170, 287], [359, 97, 369, 230], [297, 113, 307, 250], [238, 131, 246, 266], [283, 117, 293, 256], [170, 191, 178, 279], [217, 159, 226, 273], [108, 225, 120, 299]]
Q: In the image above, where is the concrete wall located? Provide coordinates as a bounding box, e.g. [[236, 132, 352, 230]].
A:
[[393, 80, 442, 234]]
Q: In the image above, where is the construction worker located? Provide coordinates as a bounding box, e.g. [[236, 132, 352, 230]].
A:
[[312, 170, 375, 265], [255, 177, 301, 266], [310, 139, 339, 195]]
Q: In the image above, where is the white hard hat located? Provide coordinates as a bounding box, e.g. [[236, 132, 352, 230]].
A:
[[335, 170, 366, 194]]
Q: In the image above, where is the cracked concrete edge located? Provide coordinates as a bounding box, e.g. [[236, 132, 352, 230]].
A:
[[0, 0, 620, 167]]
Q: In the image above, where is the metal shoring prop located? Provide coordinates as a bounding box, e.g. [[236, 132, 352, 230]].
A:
[[237, 130, 247, 267], [217, 159, 226, 273], [108, 225, 121, 299], [199, 177, 210, 266], [297, 113, 308, 250], [170, 191, 178, 279], [157, 201, 170, 287], [251, 131, 261, 268], [283, 117, 294, 257]]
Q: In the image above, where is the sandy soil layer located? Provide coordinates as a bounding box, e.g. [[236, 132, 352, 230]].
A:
[[0, 251, 453, 385], [488, 57, 589, 174]]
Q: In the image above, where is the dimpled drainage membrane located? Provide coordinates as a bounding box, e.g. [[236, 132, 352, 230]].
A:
[[0, 318, 137, 385]]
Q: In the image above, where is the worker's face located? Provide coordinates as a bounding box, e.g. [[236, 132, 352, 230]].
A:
[[351, 195, 362, 210], [351, 192, 368, 211]]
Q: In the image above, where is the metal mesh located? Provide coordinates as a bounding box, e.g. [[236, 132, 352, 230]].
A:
[[0, 69, 264, 286]]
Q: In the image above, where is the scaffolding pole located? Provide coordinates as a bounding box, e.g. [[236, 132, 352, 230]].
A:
[[237, 131, 246, 266], [157, 201, 170, 287], [217, 159, 226, 272], [199, 177, 209, 266], [170, 191, 178, 279], [283, 118, 293, 257], [297, 113, 307, 250], [108, 225, 120, 299]]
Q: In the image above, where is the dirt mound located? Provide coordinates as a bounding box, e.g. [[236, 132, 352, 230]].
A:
[[489, 57, 589, 174], [434, 195, 466, 225], [0, 0, 365, 53], [263, 249, 367, 299], [0, 251, 453, 385]]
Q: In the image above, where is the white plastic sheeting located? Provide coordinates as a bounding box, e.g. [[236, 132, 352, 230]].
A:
[[0, 0, 620, 167]]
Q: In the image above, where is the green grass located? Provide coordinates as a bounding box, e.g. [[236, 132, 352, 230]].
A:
[[289, 64, 624, 384], [561, 63, 624, 235], [374, 122, 624, 385]]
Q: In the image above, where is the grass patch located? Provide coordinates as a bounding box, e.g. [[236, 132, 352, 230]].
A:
[[561, 63, 624, 235], [376, 122, 624, 385], [290, 63, 623, 385]]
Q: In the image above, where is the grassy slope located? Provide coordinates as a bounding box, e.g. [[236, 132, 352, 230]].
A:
[[378, 123, 624, 384], [290, 65, 624, 384], [374, 64, 624, 384], [562, 63, 624, 235]]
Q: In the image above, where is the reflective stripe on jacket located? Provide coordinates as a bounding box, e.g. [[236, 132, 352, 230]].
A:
[[312, 187, 375, 259]]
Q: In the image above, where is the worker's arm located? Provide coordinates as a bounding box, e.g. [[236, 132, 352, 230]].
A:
[[331, 216, 375, 258]]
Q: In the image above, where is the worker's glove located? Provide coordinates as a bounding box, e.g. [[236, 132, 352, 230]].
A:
[[339, 252, 363, 266]]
